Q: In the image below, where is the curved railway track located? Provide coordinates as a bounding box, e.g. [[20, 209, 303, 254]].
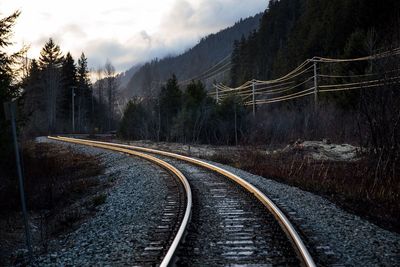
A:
[[49, 136, 316, 267], [48, 136, 192, 267]]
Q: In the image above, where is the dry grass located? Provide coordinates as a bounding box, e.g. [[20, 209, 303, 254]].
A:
[[209, 148, 400, 232], [0, 142, 103, 211], [0, 142, 106, 266]]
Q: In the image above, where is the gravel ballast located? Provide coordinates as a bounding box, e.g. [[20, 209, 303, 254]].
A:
[[205, 160, 400, 266], [118, 139, 400, 266], [34, 138, 400, 266], [32, 138, 174, 266]]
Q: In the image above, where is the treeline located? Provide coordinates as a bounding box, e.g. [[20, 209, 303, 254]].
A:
[[119, 75, 248, 145], [22, 39, 93, 135], [231, 0, 400, 86], [22, 42, 119, 136]]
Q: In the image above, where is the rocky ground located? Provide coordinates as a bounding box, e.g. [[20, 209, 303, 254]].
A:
[[10, 137, 399, 266], [27, 137, 174, 266], [110, 138, 400, 266], [208, 160, 400, 266], [111, 138, 359, 162]]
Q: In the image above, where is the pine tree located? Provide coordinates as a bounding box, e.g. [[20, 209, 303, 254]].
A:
[[60, 52, 77, 132], [76, 53, 92, 131], [0, 11, 21, 102], [39, 38, 63, 68], [159, 74, 182, 140], [118, 100, 147, 139], [22, 59, 45, 134], [0, 11, 22, 167], [181, 80, 211, 142], [38, 38, 63, 133]]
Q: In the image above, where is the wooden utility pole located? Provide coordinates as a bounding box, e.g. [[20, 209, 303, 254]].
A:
[[215, 84, 219, 104], [252, 81, 256, 117], [234, 99, 238, 146], [313, 61, 318, 111], [71, 86, 76, 133]]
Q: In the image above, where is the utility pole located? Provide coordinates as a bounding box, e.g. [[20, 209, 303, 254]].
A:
[[313, 61, 319, 111], [252, 81, 256, 117], [71, 86, 76, 133], [215, 84, 219, 104], [234, 98, 238, 146], [3, 101, 33, 261]]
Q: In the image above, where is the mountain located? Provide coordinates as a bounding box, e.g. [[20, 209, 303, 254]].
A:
[[123, 13, 263, 98], [231, 0, 400, 86], [93, 63, 142, 100], [118, 63, 143, 91]]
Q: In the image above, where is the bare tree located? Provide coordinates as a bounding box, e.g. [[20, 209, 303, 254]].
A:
[[104, 60, 118, 131], [92, 67, 105, 132]]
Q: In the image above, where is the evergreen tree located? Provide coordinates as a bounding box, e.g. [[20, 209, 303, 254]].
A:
[[0, 11, 23, 169], [118, 100, 148, 139], [181, 80, 213, 143], [38, 38, 63, 133], [60, 52, 77, 132], [77, 53, 92, 132], [22, 59, 46, 135], [39, 38, 63, 68], [159, 74, 182, 140], [230, 0, 400, 88], [184, 80, 208, 110]]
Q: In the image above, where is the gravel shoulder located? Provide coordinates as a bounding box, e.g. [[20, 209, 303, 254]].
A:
[[32, 137, 173, 266]]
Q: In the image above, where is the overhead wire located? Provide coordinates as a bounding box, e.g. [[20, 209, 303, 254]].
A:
[[210, 47, 400, 106], [179, 54, 231, 84]]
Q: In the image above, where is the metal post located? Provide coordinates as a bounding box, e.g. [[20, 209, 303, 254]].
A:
[[252, 81, 256, 117], [313, 61, 318, 111], [4, 102, 33, 260], [72, 86, 75, 133]]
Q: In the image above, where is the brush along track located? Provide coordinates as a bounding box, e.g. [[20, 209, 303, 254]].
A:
[[51, 136, 316, 267], [48, 136, 192, 267]]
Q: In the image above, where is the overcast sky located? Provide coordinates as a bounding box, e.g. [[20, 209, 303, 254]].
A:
[[1, 0, 267, 73]]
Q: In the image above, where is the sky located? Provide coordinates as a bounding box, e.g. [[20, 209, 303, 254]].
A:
[[1, 0, 267, 73]]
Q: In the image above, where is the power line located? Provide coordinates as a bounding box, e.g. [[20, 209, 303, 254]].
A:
[[211, 47, 400, 108], [179, 54, 231, 84]]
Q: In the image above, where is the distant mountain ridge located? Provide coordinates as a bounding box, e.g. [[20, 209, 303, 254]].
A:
[[117, 63, 143, 91], [122, 12, 263, 98]]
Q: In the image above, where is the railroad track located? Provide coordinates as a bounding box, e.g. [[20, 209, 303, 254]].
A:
[[48, 136, 316, 267]]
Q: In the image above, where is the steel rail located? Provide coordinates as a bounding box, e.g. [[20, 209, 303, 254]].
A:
[[47, 136, 192, 267], [54, 136, 316, 267]]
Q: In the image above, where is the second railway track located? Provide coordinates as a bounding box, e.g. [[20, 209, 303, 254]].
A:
[[49, 136, 316, 266]]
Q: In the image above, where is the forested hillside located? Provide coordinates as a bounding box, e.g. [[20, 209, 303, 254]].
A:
[[123, 13, 263, 98], [117, 0, 400, 231], [231, 0, 400, 86], [118, 63, 142, 91]]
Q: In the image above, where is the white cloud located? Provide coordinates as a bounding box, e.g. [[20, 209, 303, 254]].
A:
[[1, 0, 267, 72]]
